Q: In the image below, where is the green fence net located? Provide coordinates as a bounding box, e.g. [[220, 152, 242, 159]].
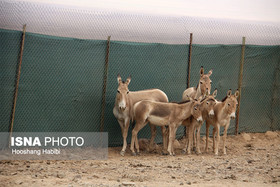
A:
[[1, 29, 280, 146]]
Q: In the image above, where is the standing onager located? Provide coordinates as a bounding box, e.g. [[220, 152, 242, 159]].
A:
[[113, 74, 169, 156], [182, 66, 213, 149], [182, 89, 217, 155], [205, 89, 239, 155], [131, 99, 203, 156], [182, 66, 212, 101]]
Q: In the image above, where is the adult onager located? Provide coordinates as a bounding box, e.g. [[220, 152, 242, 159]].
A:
[[182, 66, 213, 149], [113, 74, 169, 156], [182, 89, 217, 154], [205, 89, 239, 155], [182, 66, 212, 101], [131, 99, 203, 156]]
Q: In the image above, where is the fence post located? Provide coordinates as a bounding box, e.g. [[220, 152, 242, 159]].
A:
[[9, 24, 27, 146], [187, 33, 193, 89], [235, 36, 246, 135], [271, 61, 280, 130], [184, 33, 193, 136], [100, 36, 111, 132]]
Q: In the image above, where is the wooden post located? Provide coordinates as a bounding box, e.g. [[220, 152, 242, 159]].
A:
[[100, 36, 111, 132], [9, 24, 27, 146], [235, 37, 246, 135], [187, 33, 193, 89]]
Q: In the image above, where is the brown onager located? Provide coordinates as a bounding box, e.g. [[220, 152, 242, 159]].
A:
[[113, 74, 169, 156], [205, 89, 239, 155], [182, 66, 213, 150], [182, 66, 212, 101], [131, 99, 203, 156], [182, 89, 217, 154]]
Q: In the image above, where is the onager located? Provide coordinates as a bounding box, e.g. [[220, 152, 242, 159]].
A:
[[113, 74, 169, 156], [182, 89, 217, 155], [182, 66, 213, 149], [131, 99, 203, 156], [205, 89, 239, 155], [182, 66, 212, 101]]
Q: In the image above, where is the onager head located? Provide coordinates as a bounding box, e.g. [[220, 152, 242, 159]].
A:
[[222, 89, 239, 119], [190, 99, 203, 122], [116, 74, 131, 111], [200, 88, 218, 117], [198, 66, 212, 95]]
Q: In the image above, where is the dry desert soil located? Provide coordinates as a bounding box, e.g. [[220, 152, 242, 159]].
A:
[[1, 131, 280, 187]]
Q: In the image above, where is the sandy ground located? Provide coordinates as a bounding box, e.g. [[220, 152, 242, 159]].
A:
[[1, 131, 280, 187]]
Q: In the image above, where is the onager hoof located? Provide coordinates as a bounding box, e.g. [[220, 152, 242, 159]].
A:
[[131, 152, 137, 156], [120, 150, 125, 156], [181, 149, 187, 155], [169, 152, 176, 156], [162, 151, 169, 156]]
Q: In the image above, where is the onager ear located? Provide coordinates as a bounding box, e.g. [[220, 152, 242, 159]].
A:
[[208, 69, 213, 76], [126, 75, 131, 85], [234, 90, 239, 98], [212, 88, 218, 98], [117, 74, 122, 84], [204, 89, 209, 97], [198, 95, 204, 101], [200, 66, 204, 77], [227, 89, 232, 97]]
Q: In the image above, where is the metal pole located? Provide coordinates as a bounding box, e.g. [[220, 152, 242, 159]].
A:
[[9, 24, 27, 146], [235, 37, 246, 135], [184, 33, 193, 137], [270, 61, 280, 130], [100, 36, 111, 132], [187, 33, 193, 89]]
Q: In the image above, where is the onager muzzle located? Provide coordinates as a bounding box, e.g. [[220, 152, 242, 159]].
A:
[[118, 100, 126, 111], [197, 116, 203, 122], [230, 112, 236, 119], [208, 109, 214, 116]]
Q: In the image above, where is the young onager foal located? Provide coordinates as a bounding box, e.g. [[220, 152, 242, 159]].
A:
[[131, 99, 203, 156], [182, 66, 213, 150], [182, 89, 217, 154], [205, 89, 239, 155], [113, 74, 169, 156]]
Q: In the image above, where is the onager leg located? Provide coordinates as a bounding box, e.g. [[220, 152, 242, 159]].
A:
[[205, 122, 210, 153], [172, 125, 179, 155], [120, 118, 130, 156], [183, 121, 194, 154], [182, 118, 191, 154], [131, 120, 148, 156], [214, 125, 220, 156], [222, 124, 230, 155], [148, 124, 157, 152], [193, 127, 197, 151], [196, 122, 202, 154], [167, 124, 175, 156], [161, 126, 168, 155], [212, 126, 217, 153]]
